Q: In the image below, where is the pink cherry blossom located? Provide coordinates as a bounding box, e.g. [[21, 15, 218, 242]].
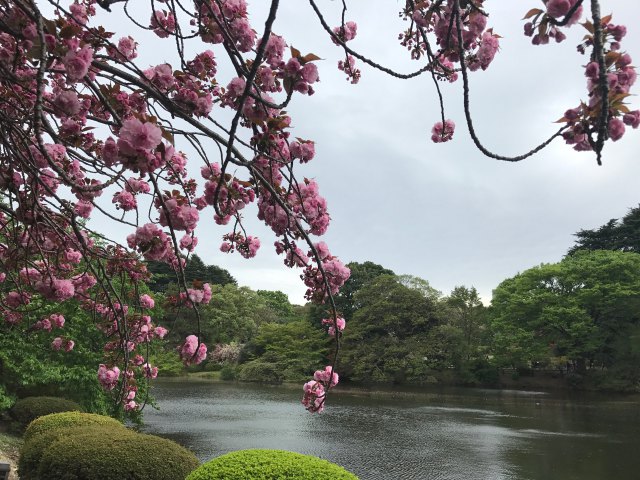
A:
[[474, 32, 500, 71], [117, 119, 163, 156], [332, 21, 358, 44], [609, 117, 625, 141], [63, 46, 94, 81], [53, 91, 81, 116], [302, 380, 325, 413], [98, 364, 120, 390], [143, 363, 158, 379], [51, 313, 65, 328], [431, 119, 455, 143], [314, 365, 339, 387], [150, 10, 176, 38], [117, 36, 138, 60], [623, 110, 640, 128], [179, 335, 207, 365], [154, 326, 168, 339], [139, 294, 155, 309], [322, 317, 346, 336], [113, 190, 137, 211], [51, 337, 63, 351], [265, 34, 286, 67]]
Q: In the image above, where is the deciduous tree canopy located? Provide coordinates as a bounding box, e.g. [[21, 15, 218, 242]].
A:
[[490, 250, 640, 379]]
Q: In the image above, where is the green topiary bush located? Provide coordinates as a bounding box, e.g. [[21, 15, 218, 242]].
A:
[[186, 449, 359, 480], [9, 396, 82, 433], [37, 429, 199, 480], [24, 411, 123, 442], [19, 424, 132, 480]]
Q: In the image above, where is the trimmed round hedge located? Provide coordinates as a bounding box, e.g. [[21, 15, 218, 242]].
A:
[[186, 449, 359, 480], [37, 429, 199, 480], [19, 424, 132, 480], [9, 396, 82, 432], [24, 411, 123, 442]]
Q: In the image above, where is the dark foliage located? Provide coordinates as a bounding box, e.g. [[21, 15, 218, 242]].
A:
[[8, 397, 82, 433], [568, 205, 640, 255], [147, 254, 236, 292]]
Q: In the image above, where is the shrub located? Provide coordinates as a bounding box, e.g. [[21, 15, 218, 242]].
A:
[[152, 348, 187, 377], [19, 424, 131, 480], [237, 361, 283, 383], [471, 361, 500, 386], [566, 371, 586, 389], [24, 411, 123, 442], [186, 449, 358, 480], [590, 366, 640, 393], [199, 361, 222, 372], [9, 396, 82, 432], [0, 385, 14, 413], [37, 429, 199, 480], [219, 365, 237, 381], [280, 367, 308, 383]]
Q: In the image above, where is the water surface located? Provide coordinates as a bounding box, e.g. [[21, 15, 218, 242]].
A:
[[142, 379, 640, 480]]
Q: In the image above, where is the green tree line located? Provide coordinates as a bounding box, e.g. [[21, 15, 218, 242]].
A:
[[3, 206, 640, 414]]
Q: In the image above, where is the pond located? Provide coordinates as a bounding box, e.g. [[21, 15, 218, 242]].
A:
[[142, 379, 640, 480]]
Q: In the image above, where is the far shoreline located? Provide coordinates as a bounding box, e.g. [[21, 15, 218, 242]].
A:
[[153, 372, 640, 402]]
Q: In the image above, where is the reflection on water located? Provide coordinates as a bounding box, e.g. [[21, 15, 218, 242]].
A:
[[142, 379, 640, 480]]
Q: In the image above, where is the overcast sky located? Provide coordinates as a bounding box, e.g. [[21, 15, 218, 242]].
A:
[[90, 1, 640, 305]]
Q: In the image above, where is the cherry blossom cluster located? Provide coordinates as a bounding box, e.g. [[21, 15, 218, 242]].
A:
[[523, 8, 638, 151], [396, 1, 500, 142], [400, 1, 499, 73], [98, 364, 121, 391], [51, 337, 75, 352], [302, 242, 351, 303], [302, 283, 348, 411], [322, 316, 346, 337], [220, 232, 261, 259], [200, 163, 255, 226], [88, 286, 168, 410], [302, 366, 339, 413], [166, 283, 213, 309], [523, 1, 583, 45], [0, 212, 96, 347], [329, 20, 361, 84], [337, 55, 361, 85], [33, 313, 65, 332], [520, 3, 638, 154], [196, 0, 256, 52], [179, 335, 208, 366], [431, 120, 456, 143], [274, 240, 309, 268], [0, 0, 351, 415]]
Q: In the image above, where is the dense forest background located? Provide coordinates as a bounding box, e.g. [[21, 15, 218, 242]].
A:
[[150, 205, 640, 392], [2, 206, 640, 412]]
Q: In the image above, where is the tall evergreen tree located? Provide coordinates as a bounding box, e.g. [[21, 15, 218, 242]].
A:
[[146, 255, 236, 292], [568, 205, 640, 255]]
